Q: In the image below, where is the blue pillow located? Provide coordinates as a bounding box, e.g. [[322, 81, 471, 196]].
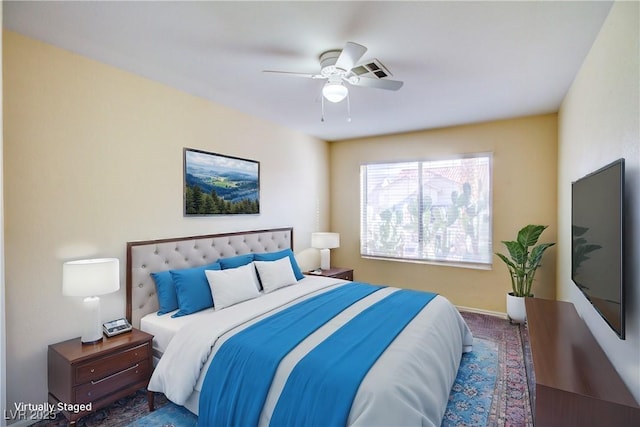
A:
[[254, 249, 304, 281], [171, 262, 221, 318], [151, 271, 179, 315], [219, 254, 255, 270]]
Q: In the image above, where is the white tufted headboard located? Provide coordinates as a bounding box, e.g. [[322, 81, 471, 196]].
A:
[[126, 227, 294, 328]]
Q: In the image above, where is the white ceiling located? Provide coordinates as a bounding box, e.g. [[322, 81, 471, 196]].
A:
[[4, 1, 613, 141]]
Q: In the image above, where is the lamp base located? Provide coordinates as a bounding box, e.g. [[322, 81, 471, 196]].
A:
[[81, 296, 104, 344], [319, 248, 331, 270]]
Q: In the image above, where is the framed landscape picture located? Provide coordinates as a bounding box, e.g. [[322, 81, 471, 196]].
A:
[[183, 148, 260, 215]]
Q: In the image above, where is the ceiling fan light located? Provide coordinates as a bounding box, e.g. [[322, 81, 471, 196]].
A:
[[322, 82, 348, 103]]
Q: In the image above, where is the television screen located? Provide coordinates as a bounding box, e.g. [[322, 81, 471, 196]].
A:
[[571, 158, 625, 339]]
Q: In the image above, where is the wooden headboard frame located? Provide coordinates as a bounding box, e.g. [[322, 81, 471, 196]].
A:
[[126, 227, 294, 328]]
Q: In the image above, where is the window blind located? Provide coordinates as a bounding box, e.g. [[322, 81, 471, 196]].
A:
[[360, 154, 492, 267]]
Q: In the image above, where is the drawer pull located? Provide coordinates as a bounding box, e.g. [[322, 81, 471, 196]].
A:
[[90, 368, 95, 373], [90, 363, 140, 385]]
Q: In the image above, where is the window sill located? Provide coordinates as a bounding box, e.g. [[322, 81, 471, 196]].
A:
[[361, 255, 492, 271]]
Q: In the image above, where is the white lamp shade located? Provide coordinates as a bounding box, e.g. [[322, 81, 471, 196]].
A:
[[311, 232, 340, 249], [63, 258, 120, 297], [322, 83, 348, 103]]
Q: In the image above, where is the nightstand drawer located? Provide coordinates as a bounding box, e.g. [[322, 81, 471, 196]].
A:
[[75, 359, 150, 403], [75, 342, 150, 384]]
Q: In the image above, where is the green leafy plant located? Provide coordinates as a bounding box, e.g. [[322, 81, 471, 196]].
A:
[[496, 224, 555, 297]]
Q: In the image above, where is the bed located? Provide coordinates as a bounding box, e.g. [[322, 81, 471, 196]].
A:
[[126, 227, 473, 426]]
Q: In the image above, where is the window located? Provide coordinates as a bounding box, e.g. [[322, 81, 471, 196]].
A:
[[360, 154, 492, 267]]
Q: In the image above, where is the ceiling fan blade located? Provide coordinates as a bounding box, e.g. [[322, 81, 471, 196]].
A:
[[351, 76, 404, 91], [335, 42, 367, 72], [262, 70, 323, 79]]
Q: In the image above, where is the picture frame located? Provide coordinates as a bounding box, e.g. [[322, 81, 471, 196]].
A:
[[183, 148, 260, 215]]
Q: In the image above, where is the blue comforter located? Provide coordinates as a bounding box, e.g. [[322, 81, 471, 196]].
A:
[[198, 282, 436, 427]]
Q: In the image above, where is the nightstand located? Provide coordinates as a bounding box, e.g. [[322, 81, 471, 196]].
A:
[[307, 267, 354, 281], [48, 328, 154, 425]]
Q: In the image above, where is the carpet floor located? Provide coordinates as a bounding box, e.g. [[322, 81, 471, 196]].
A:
[[34, 311, 533, 427]]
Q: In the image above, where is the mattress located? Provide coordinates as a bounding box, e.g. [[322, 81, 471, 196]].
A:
[[140, 306, 213, 358]]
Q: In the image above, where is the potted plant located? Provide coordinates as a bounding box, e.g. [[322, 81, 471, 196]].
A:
[[496, 224, 555, 323]]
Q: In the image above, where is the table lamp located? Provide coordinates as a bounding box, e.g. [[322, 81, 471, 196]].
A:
[[311, 232, 340, 270], [63, 258, 120, 344]]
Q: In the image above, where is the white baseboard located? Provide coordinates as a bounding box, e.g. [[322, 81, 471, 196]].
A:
[[456, 305, 508, 319]]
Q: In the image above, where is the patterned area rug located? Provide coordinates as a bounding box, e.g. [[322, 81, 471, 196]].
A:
[[442, 338, 499, 426], [125, 402, 197, 426], [31, 392, 170, 427], [34, 311, 532, 427], [460, 311, 534, 427]]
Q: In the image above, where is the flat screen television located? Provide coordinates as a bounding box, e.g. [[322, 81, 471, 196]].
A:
[[571, 158, 625, 339]]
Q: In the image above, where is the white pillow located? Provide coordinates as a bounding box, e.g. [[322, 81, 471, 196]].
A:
[[254, 257, 298, 293], [205, 263, 260, 310]]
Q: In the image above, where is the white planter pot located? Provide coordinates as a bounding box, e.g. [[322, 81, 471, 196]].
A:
[[506, 293, 527, 323]]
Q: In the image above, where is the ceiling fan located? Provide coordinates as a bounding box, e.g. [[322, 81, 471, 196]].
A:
[[263, 42, 403, 113]]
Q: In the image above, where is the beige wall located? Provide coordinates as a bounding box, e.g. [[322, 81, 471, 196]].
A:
[[330, 115, 558, 313], [558, 1, 639, 401], [3, 31, 329, 412], [1, 5, 6, 426]]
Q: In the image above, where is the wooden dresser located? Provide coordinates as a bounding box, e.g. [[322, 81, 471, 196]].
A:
[[524, 298, 640, 427], [48, 328, 154, 425]]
